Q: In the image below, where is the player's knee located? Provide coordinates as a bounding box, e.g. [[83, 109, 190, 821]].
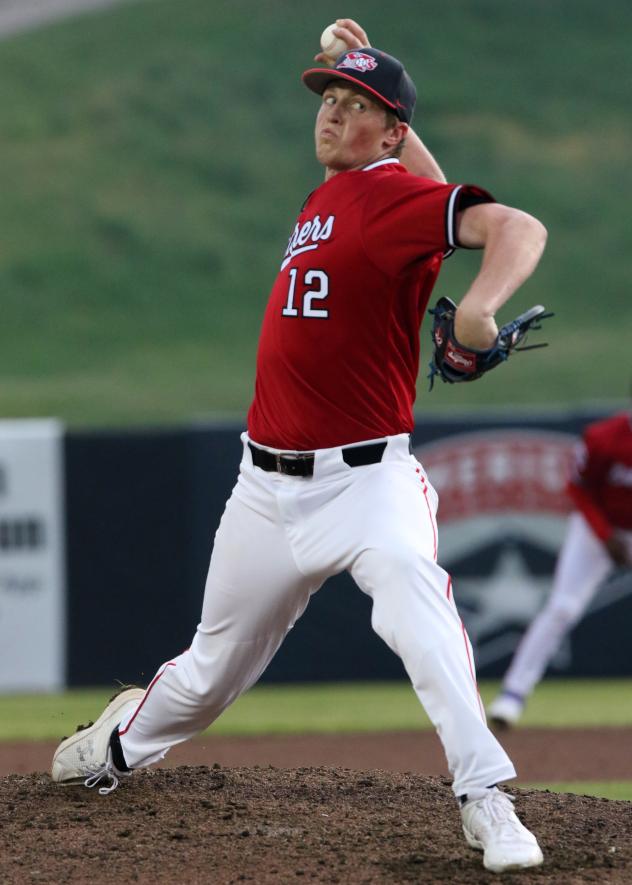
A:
[[370, 602, 411, 658], [547, 597, 583, 630], [360, 545, 452, 653]]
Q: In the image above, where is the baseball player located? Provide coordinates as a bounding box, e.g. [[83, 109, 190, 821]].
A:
[[489, 407, 632, 727], [52, 20, 546, 873]]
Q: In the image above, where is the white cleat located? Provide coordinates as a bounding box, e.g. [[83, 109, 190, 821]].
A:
[[461, 789, 544, 873], [487, 693, 524, 729], [51, 687, 144, 794]]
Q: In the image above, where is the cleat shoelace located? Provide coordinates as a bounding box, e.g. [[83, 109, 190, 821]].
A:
[[84, 763, 121, 796], [82, 748, 130, 796], [474, 792, 530, 842]]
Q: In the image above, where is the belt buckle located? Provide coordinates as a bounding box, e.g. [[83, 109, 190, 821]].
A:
[[275, 452, 312, 476], [279, 453, 301, 475]]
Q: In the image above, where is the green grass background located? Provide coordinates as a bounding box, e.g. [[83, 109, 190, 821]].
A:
[[2, 680, 631, 799], [0, 0, 630, 426], [3, 679, 632, 741]]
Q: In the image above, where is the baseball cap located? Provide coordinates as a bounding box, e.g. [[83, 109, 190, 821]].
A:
[[302, 47, 416, 124]]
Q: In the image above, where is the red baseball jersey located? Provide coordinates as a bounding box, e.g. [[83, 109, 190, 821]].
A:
[[567, 411, 632, 539], [247, 159, 492, 450]]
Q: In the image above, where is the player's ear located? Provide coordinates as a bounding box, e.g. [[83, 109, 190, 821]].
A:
[[384, 121, 408, 151]]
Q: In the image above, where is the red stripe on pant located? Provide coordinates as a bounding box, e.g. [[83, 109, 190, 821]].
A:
[[118, 661, 176, 736], [446, 574, 485, 720]]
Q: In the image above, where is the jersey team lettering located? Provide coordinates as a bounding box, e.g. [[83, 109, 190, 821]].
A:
[[281, 214, 335, 270], [608, 463, 632, 487]]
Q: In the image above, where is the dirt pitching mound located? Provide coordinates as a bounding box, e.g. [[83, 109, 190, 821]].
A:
[[1, 765, 630, 884]]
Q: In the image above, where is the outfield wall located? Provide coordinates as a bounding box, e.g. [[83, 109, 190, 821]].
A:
[[1, 410, 630, 690]]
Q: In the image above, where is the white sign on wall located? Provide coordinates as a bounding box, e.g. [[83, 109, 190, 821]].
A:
[[0, 420, 65, 691]]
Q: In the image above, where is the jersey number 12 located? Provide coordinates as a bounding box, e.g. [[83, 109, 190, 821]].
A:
[[282, 269, 329, 319]]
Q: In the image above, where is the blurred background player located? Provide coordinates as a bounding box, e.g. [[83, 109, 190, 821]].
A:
[[489, 404, 632, 727]]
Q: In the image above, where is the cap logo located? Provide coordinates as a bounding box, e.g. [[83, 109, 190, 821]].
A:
[[337, 52, 378, 74]]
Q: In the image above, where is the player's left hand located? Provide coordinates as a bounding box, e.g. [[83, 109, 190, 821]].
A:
[[428, 296, 553, 389], [314, 18, 371, 66]]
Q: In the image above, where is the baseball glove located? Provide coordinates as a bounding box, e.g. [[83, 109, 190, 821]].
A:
[[428, 296, 553, 389]]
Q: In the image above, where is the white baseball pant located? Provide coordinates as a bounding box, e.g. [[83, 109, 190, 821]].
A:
[[502, 512, 632, 698], [118, 432, 515, 797]]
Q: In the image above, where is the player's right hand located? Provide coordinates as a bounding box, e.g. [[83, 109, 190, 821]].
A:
[[314, 18, 371, 65]]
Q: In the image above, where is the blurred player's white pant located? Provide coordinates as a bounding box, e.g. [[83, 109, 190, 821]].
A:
[[118, 433, 515, 797], [502, 513, 632, 699]]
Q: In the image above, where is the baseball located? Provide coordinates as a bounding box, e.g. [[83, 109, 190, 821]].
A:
[[320, 23, 347, 63]]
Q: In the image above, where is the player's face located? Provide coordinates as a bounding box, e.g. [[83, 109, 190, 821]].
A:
[[315, 83, 403, 177]]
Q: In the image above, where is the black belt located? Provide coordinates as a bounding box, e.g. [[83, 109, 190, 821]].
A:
[[248, 440, 388, 477]]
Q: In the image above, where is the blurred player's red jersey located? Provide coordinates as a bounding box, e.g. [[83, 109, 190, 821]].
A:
[[567, 412, 632, 539], [247, 161, 491, 450]]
